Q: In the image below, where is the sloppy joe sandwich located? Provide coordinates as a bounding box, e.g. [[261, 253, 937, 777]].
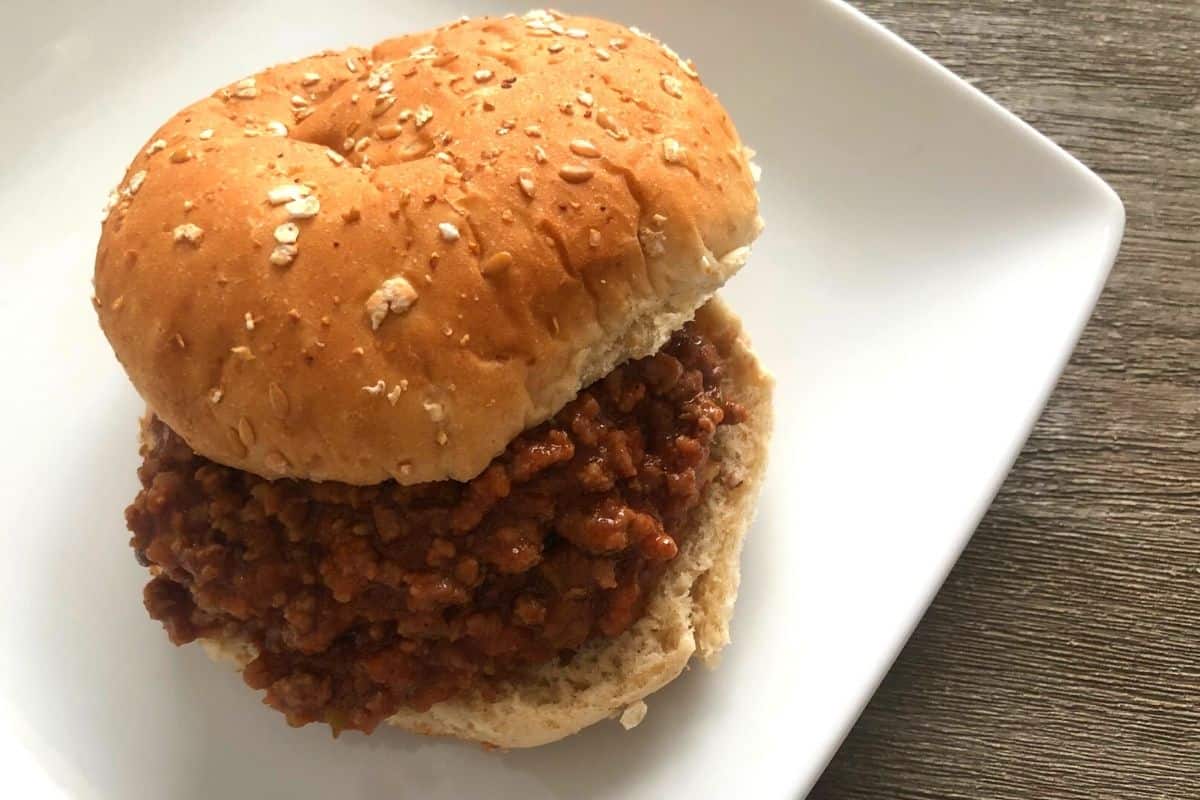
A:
[[94, 9, 772, 747]]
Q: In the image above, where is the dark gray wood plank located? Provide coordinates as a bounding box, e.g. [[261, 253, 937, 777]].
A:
[[811, 1, 1200, 797]]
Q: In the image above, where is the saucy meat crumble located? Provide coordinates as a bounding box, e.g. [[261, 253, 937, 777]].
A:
[[129, 324, 746, 733]]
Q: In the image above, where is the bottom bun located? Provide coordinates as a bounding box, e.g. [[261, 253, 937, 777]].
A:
[[199, 296, 773, 747]]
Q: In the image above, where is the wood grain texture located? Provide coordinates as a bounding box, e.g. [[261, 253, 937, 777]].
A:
[[810, 1, 1200, 798]]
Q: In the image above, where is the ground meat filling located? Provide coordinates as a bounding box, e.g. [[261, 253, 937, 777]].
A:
[[129, 324, 746, 733]]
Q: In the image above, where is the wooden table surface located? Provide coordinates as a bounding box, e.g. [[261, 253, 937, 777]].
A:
[[810, 2, 1200, 798]]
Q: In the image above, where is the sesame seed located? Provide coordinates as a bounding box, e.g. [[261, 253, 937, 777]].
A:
[[547, 21, 565, 35], [183, 200, 194, 211], [172, 223, 204, 244], [285, 195, 320, 219], [100, 193, 118, 222], [234, 86, 258, 99], [474, 69, 493, 82], [410, 44, 437, 60], [589, 228, 601, 247], [266, 120, 288, 136], [662, 42, 700, 78], [558, 163, 594, 183], [169, 148, 193, 163], [226, 427, 246, 457], [301, 72, 321, 85], [569, 138, 600, 158], [517, 169, 536, 198], [435, 151, 453, 164], [274, 223, 299, 244], [326, 148, 345, 165], [264, 451, 289, 472], [749, 161, 763, 183], [661, 74, 684, 98], [365, 276, 418, 330], [387, 384, 404, 405], [378, 80, 394, 94], [244, 312, 256, 330], [267, 184, 311, 205], [125, 170, 147, 196], [414, 105, 434, 128], [439, 222, 460, 242], [597, 110, 629, 140], [362, 380, 386, 396], [290, 94, 308, 108], [639, 226, 667, 258], [719, 246, 752, 268], [577, 90, 594, 107], [378, 123, 402, 140], [234, 419, 255, 450], [566, 27, 588, 38], [619, 701, 648, 730], [548, 41, 565, 53], [525, 124, 543, 137], [610, 37, 626, 49], [230, 345, 255, 360], [199, 128, 214, 140], [662, 137, 686, 164], [209, 387, 223, 404], [236, 77, 256, 89], [346, 57, 359, 72], [146, 139, 167, 155], [596, 48, 611, 61], [269, 245, 298, 266], [534, 145, 548, 163], [366, 63, 391, 89], [423, 400, 445, 422], [355, 136, 371, 152], [481, 250, 513, 275], [436, 431, 448, 446], [268, 383, 289, 417]]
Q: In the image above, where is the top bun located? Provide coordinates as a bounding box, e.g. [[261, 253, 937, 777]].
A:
[[94, 9, 762, 485]]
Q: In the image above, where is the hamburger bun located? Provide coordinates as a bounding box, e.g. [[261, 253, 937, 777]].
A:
[[95, 9, 763, 486], [101, 9, 771, 747]]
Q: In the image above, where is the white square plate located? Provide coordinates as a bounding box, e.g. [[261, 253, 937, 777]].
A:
[[0, 1, 1123, 798]]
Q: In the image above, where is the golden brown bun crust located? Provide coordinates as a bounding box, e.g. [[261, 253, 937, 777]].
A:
[[95, 10, 762, 485], [201, 297, 773, 747]]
